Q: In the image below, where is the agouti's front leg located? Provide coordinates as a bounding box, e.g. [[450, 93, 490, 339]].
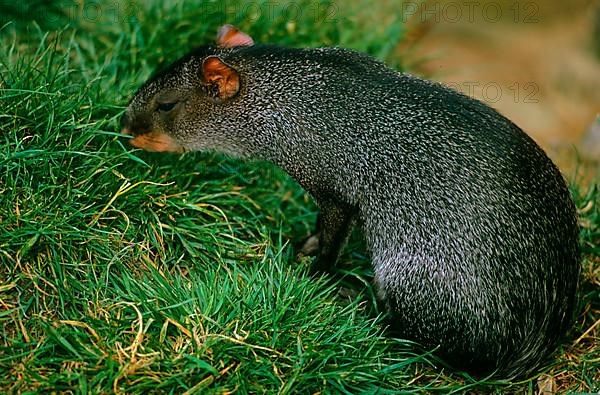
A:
[[301, 199, 356, 272]]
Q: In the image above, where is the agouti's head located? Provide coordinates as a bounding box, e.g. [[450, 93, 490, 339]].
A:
[[120, 25, 254, 153]]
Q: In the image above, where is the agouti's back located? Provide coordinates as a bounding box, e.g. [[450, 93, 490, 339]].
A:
[[122, 25, 580, 378]]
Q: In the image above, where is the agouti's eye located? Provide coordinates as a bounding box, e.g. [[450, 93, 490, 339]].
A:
[[157, 102, 177, 112]]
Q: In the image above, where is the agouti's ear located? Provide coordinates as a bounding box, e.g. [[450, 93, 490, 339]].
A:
[[216, 25, 254, 48], [202, 56, 240, 100]]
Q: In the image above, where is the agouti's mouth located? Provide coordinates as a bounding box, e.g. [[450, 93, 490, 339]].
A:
[[122, 129, 185, 153]]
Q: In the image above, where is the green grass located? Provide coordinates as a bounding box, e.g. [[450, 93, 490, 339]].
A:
[[0, 1, 598, 393]]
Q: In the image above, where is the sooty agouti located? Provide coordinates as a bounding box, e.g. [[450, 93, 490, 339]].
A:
[[121, 25, 580, 378]]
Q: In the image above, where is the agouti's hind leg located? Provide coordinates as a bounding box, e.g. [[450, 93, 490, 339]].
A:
[[306, 200, 356, 272]]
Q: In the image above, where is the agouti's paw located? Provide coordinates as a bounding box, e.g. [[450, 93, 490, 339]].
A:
[[297, 232, 321, 258]]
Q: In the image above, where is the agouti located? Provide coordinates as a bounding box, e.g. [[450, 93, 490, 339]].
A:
[[121, 25, 580, 378]]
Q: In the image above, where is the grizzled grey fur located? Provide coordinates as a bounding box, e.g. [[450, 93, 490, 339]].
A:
[[122, 39, 580, 378]]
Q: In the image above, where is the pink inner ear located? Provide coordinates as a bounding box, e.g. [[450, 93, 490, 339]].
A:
[[217, 24, 255, 48], [202, 56, 240, 100]]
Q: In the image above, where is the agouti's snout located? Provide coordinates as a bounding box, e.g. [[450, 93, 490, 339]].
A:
[[119, 110, 184, 153]]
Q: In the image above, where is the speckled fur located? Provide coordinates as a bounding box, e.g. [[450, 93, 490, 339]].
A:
[[123, 42, 580, 378]]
